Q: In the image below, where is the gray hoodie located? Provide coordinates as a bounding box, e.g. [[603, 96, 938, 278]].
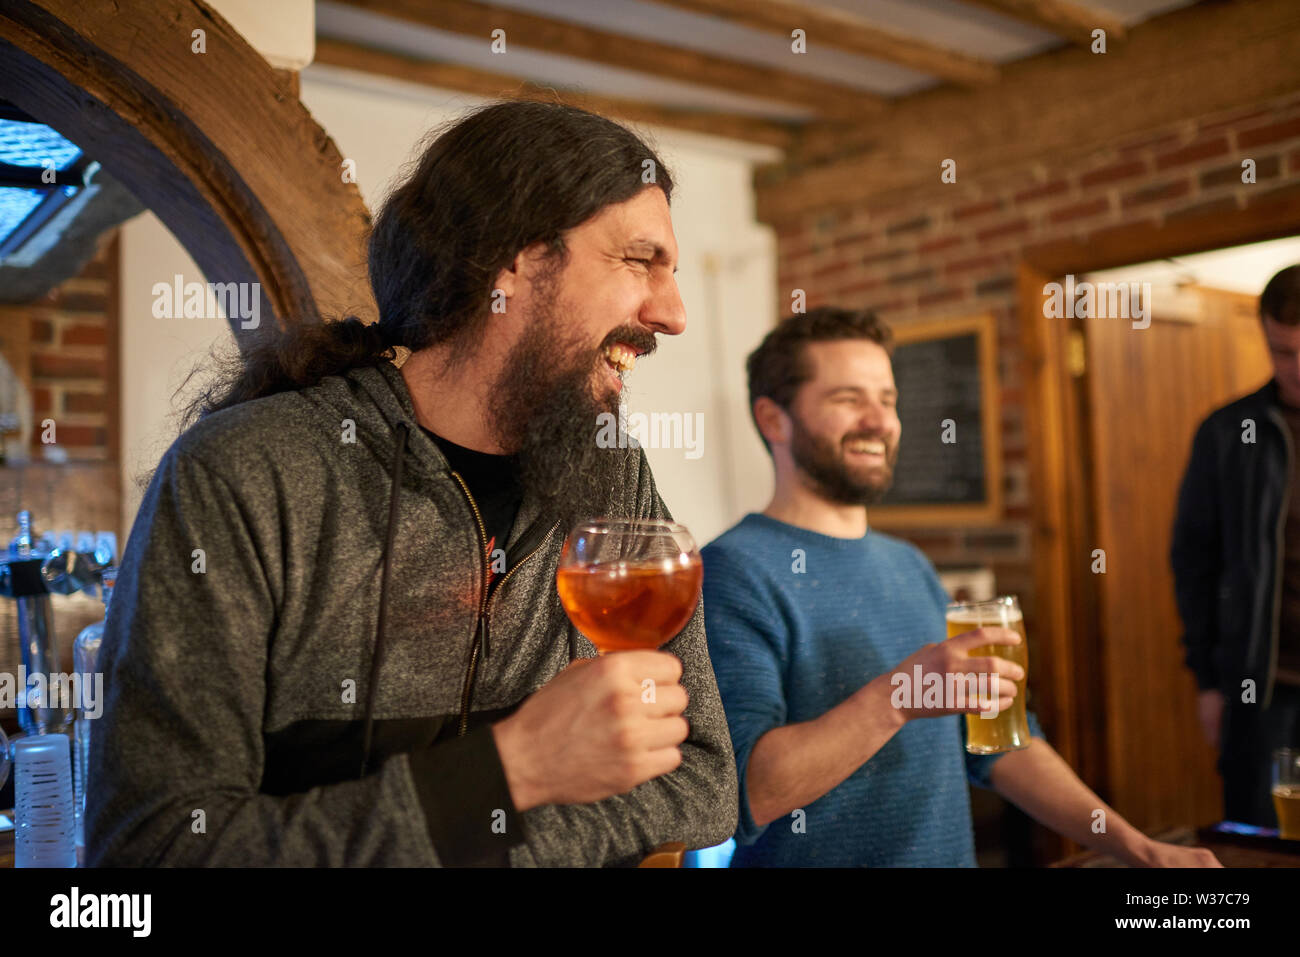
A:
[[86, 359, 737, 866]]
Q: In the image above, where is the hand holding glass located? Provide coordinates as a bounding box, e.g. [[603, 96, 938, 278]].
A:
[[946, 596, 1030, 754]]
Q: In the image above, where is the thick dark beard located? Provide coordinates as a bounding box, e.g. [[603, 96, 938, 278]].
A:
[[485, 293, 641, 530], [789, 414, 898, 507]]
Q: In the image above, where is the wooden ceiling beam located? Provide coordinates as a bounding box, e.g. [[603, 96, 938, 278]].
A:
[[651, 0, 999, 87], [331, 0, 885, 119], [756, 0, 1300, 222], [313, 38, 796, 149], [960, 0, 1126, 47]]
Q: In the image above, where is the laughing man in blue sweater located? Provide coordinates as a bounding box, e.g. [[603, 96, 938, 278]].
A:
[[702, 307, 1220, 867]]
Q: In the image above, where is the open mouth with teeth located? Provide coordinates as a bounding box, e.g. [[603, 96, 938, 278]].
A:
[[603, 342, 640, 378], [844, 438, 888, 459]]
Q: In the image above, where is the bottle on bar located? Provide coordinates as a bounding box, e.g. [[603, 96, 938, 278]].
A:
[[73, 567, 114, 851]]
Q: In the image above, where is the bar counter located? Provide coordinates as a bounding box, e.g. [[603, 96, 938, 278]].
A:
[[4, 816, 1297, 868]]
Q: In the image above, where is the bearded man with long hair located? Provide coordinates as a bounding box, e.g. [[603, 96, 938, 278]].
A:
[[88, 101, 737, 867]]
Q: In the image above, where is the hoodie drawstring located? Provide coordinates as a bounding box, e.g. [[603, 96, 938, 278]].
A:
[[359, 420, 409, 778]]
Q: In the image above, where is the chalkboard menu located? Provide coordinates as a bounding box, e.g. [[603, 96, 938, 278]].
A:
[[872, 314, 1001, 525]]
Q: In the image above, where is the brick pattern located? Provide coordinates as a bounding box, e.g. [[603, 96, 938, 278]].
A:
[[772, 92, 1300, 623], [27, 247, 113, 461]]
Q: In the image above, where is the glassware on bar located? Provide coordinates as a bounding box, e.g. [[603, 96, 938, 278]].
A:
[[946, 595, 1030, 755], [1274, 748, 1300, 839], [556, 519, 702, 654]]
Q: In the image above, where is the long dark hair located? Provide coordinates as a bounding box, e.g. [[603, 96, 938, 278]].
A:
[[178, 99, 674, 429]]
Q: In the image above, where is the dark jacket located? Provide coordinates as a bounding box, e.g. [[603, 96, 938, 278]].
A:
[[1171, 380, 1292, 708], [87, 360, 737, 866]]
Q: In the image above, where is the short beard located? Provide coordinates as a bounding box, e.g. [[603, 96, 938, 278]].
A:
[[789, 414, 897, 507], [485, 283, 635, 530]]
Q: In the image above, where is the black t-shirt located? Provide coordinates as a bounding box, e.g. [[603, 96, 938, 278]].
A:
[[423, 428, 523, 591], [419, 429, 524, 866]]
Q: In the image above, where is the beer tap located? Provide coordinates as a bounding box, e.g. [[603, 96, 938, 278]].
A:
[[0, 511, 115, 734]]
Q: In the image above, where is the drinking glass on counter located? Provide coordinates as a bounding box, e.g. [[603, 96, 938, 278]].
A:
[[14, 733, 76, 868], [556, 519, 703, 654], [1274, 748, 1300, 840]]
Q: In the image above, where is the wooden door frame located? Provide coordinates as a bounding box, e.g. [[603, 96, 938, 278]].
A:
[[1019, 188, 1300, 832], [0, 0, 377, 344]]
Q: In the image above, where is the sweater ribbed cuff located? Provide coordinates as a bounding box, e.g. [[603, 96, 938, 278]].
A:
[[408, 724, 524, 866]]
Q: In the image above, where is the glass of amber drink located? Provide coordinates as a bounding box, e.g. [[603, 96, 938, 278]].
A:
[[1274, 748, 1300, 839], [556, 519, 703, 653], [946, 595, 1030, 754]]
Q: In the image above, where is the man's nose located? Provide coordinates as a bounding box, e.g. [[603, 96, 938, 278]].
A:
[[641, 271, 687, 336], [857, 404, 887, 432]]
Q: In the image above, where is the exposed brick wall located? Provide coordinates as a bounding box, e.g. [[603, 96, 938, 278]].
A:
[[768, 91, 1300, 626], [27, 242, 115, 460]]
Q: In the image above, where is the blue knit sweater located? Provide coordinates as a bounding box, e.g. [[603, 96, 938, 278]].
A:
[[701, 513, 1043, 867]]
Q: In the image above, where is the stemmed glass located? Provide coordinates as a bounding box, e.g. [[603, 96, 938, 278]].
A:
[[556, 519, 703, 654]]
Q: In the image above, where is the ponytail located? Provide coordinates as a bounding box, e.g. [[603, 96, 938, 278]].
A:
[[176, 316, 397, 430]]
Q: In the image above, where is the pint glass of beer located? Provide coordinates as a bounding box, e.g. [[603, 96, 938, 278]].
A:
[[1274, 748, 1300, 839], [946, 596, 1029, 754]]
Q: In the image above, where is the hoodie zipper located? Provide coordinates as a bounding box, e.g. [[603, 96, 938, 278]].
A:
[[449, 471, 561, 736], [450, 472, 490, 738]]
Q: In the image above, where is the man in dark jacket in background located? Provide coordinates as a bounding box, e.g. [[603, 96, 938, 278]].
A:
[[87, 101, 737, 866], [1172, 264, 1300, 828]]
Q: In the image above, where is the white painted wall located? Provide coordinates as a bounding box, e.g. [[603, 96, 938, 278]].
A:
[[118, 67, 777, 548], [118, 216, 232, 537], [206, 0, 315, 71]]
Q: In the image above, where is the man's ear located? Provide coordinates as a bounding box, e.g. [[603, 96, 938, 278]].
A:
[[493, 241, 552, 300], [753, 396, 790, 449], [492, 251, 523, 299]]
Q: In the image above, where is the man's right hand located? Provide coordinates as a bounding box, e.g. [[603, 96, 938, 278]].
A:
[[1197, 689, 1225, 750], [887, 627, 1024, 723], [491, 651, 689, 812]]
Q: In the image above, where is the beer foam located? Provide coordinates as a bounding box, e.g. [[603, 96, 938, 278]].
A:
[[946, 607, 1023, 626]]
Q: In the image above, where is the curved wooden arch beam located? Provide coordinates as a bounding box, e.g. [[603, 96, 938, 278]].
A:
[[0, 0, 376, 346]]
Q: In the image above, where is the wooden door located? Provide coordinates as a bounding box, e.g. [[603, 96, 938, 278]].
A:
[[1085, 284, 1271, 830]]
